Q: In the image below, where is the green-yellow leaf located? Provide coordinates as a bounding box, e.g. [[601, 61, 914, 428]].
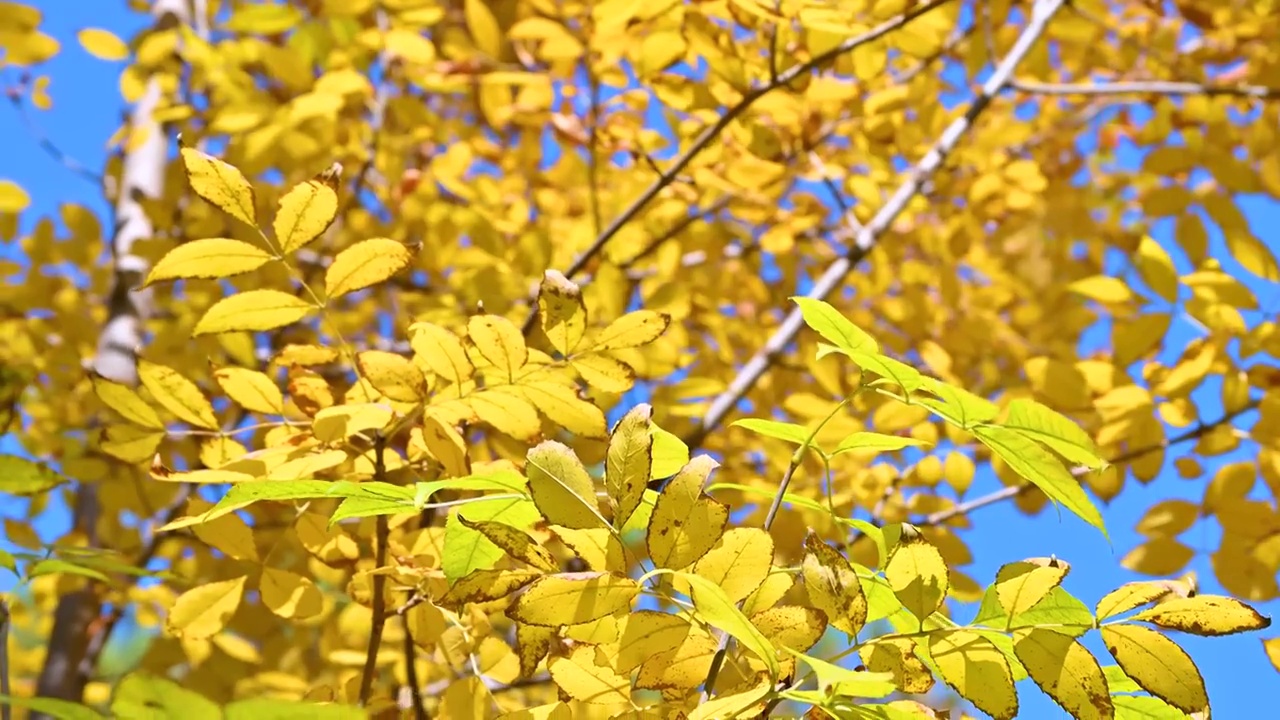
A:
[[526, 440, 604, 530], [1000, 398, 1106, 470], [138, 360, 218, 430], [507, 572, 640, 626], [325, 238, 414, 298], [647, 455, 729, 568], [275, 177, 338, 253], [678, 570, 780, 678], [833, 431, 929, 455], [929, 629, 1018, 720], [731, 417, 811, 445], [459, 516, 558, 572], [165, 575, 247, 640], [1100, 624, 1207, 714], [180, 147, 257, 228], [111, 672, 221, 720], [193, 290, 314, 336], [995, 558, 1070, 618], [143, 238, 272, 287], [605, 404, 652, 530], [0, 696, 104, 720], [0, 454, 66, 495], [792, 296, 879, 353], [443, 495, 541, 583], [884, 529, 948, 624], [1131, 594, 1271, 636], [77, 27, 128, 60], [650, 423, 688, 478], [975, 424, 1107, 538], [786, 648, 896, 698], [1013, 628, 1112, 720], [687, 678, 772, 720], [591, 310, 671, 351]]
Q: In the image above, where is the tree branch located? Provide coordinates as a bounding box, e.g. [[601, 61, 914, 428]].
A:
[[1010, 78, 1280, 100], [519, 0, 960, 335], [360, 433, 391, 705], [684, 0, 1070, 455]]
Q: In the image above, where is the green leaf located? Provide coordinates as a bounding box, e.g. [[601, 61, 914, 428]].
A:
[[0, 548, 16, 576], [974, 425, 1108, 538], [785, 648, 897, 698], [0, 695, 105, 720], [1103, 664, 1143, 694], [917, 377, 999, 427], [224, 698, 368, 720], [1112, 695, 1189, 719], [29, 558, 110, 583], [329, 494, 416, 523], [849, 350, 924, 392], [414, 470, 528, 508], [442, 495, 541, 583], [998, 398, 1107, 470], [731, 417, 812, 445], [833, 432, 929, 455], [0, 454, 67, 495], [792, 297, 879, 353], [677, 571, 780, 679], [974, 586, 1095, 637], [111, 672, 221, 720]]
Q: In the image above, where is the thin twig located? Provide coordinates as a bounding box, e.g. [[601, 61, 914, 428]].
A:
[[519, 0, 960, 335], [685, 0, 1070, 455], [0, 598, 10, 720], [1010, 78, 1280, 99], [918, 400, 1261, 527], [402, 615, 428, 720], [359, 433, 391, 705], [4, 95, 102, 185]]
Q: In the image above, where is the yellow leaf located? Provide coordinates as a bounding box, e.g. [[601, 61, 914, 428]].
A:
[[929, 629, 1018, 720], [312, 403, 393, 443], [166, 575, 247, 640], [77, 27, 128, 60], [687, 677, 772, 720], [193, 290, 313, 336], [418, 414, 470, 477], [742, 571, 795, 616], [151, 467, 253, 484], [592, 310, 671, 351], [635, 622, 718, 690], [1134, 235, 1179, 302], [1096, 578, 1195, 620], [1131, 594, 1271, 636], [187, 498, 258, 561], [547, 644, 630, 705], [692, 527, 773, 604], [1100, 624, 1207, 714], [538, 270, 587, 355], [550, 526, 625, 574], [410, 322, 474, 384], [357, 350, 428, 403], [1264, 637, 1280, 673], [1068, 275, 1132, 304], [180, 147, 257, 228], [440, 568, 541, 608], [752, 605, 828, 655], [1013, 628, 1111, 720], [467, 314, 527, 380], [677, 570, 780, 678], [468, 389, 542, 441], [517, 381, 607, 438], [994, 558, 1069, 618], [383, 27, 437, 64], [275, 343, 340, 367], [99, 425, 164, 464], [0, 179, 31, 213], [801, 532, 868, 636], [572, 353, 635, 393], [138, 360, 218, 430], [324, 238, 413, 299], [1120, 537, 1194, 577], [143, 238, 272, 287], [1226, 230, 1280, 281], [859, 637, 934, 694], [91, 374, 163, 429], [526, 440, 604, 530], [884, 528, 948, 623], [606, 404, 652, 530], [464, 0, 503, 57], [617, 611, 690, 672], [458, 516, 558, 572], [259, 566, 323, 620], [647, 455, 728, 568], [213, 365, 284, 415], [296, 511, 358, 564], [274, 177, 338, 253], [507, 572, 639, 626]]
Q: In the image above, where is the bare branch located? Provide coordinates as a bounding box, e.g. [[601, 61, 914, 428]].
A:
[[1011, 78, 1280, 100], [4, 94, 101, 186]]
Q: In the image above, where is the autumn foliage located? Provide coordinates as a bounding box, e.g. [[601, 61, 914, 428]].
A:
[[3, 0, 1280, 718]]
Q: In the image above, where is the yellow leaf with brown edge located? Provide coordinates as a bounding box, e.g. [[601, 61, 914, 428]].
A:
[[1014, 628, 1111, 720], [884, 528, 948, 624], [802, 533, 868, 636], [91, 374, 163, 429], [592, 310, 671, 351], [274, 176, 338, 253], [193, 290, 314, 336], [538, 270, 587, 355], [1132, 594, 1271, 636], [635, 622, 718, 690], [458, 516, 558, 572], [859, 636, 933, 694], [547, 644, 631, 705], [357, 350, 428, 403], [214, 365, 284, 415], [180, 146, 257, 228], [142, 238, 272, 287], [517, 380, 607, 439], [692, 527, 773, 604], [469, 389, 542, 442], [516, 623, 555, 678], [572, 353, 635, 393], [550, 526, 625, 574], [751, 605, 827, 655], [647, 455, 728, 569], [1101, 624, 1207, 714], [930, 629, 1018, 720], [166, 575, 247, 640], [507, 572, 639, 626], [410, 322, 474, 384], [325, 237, 413, 298], [605, 404, 652, 530], [259, 566, 323, 620], [467, 314, 527, 380], [138, 360, 218, 430], [526, 440, 604, 530], [994, 558, 1069, 618], [440, 568, 541, 608]]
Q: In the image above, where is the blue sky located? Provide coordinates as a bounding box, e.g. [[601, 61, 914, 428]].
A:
[[3, 1, 1279, 717]]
